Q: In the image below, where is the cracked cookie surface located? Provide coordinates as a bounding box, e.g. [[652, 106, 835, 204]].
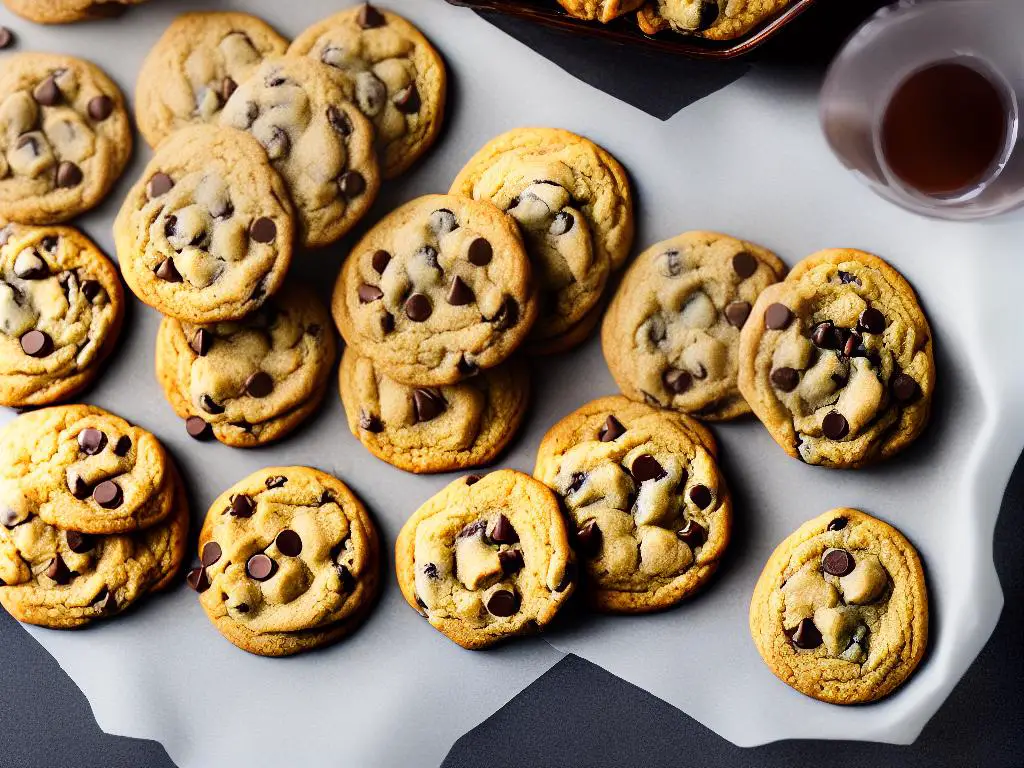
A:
[[0, 52, 131, 224], [221, 55, 380, 248], [603, 231, 784, 421], [395, 470, 574, 649], [332, 193, 536, 386], [135, 12, 288, 148], [450, 127, 634, 351], [156, 283, 336, 448], [0, 223, 123, 407], [749, 508, 928, 704], [534, 396, 731, 612], [637, 0, 793, 40], [339, 348, 529, 474], [193, 466, 380, 657], [288, 3, 446, 179], [114, 124, 294, 324], [738, 249, 934, 468]]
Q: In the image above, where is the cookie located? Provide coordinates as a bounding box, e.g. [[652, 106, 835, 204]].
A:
[[192, 466, 380, 657], [220, 55, 380, 248], [534, 396, 731, 612], [339, 348, 529, 474], [395, 470, 574, 649], [288, 3, 446, 179], [556, 0, 645, 23], [451, 128, 633, 351], [0, 52, 132, 224], [0, 468, 188, 628], [637, 0, 792, 40], [602, 231, 785, 421], [0, 405, 176, 534], [738, 248, 934, 468], [155, 283, 336, 448], [331, 193, 536, 386], [749, 508, 928, 704], [3, 0, 146, 24], [0, 223, 123, 407], [114, 124, 295, 324], [134, 12, 288, 148]]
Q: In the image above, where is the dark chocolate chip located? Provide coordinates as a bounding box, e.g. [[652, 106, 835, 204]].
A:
[[822, 411, 849, 440], [0, 27, 13, 49], [490, 297, 519, 329], [393, 84, 420, 114], [490, 514, 519, 544], [575, 519, 601, 556], [339, 170, 366, 198], [13, 251, 48, 279], [20, 330, 52, 357], [632, 454, 667, 483], [265, 475, 287, 489], [843, 331, 866, 358], [66, 530, 95, 554], [358, 283, 384, 303], [858, 307, 886, 334], [695, 0, 721, 29], [250, 217, 277, 243], [81, 279, 102, 301], [457, 354, 478, 376], [787, 617, 823, 649], [550, 211, 574, 236], [185, 416, 212, 440], [404, 293, 432, 322], [458, 520, 487, 539], [423, 562, 439, 579], [486, 589, 519, 617], [732, 251, 758, 279], [190, 328, 212, 356], [811, 321, 841, 349], [245, 371, 274, 398], [201, 541, 222, 567], [87, 95, 114, 121], [186, 567, 210, 593], [371, 249, 391, 274], [319, 490, 336, 505], [92, 587, 116, 613], [429, 208, 458, 235], [447, 275, 474, 306], [724, 301, 751, 328], [413, 388, 446, 422], [566, 472, 587, 494], [359, 410, 383, 433], [199, 394, 224, 414], [230, 494, 254, 517], [46, 554, 72, 585], [327, 105, 352, 135], [838, 271, 861, 286], [93, 480, 122, 509], [246, 554, 275, 581], [892, 373, 920, 403], [765, 303, 793, 330], [498, 548, 524, 574], [155, 258, 182, 283], [770, 367, 800, 392], [827, 517, 847, 531], [688, 484, 713, 509], [275, 529, 302, 557], [15, 133, 39, 156], [55, 162, 83, 188], [822, 548, 855, 577], [357, 2, 386, 28], [555, 562, 576, 591], [33, 76, 60, 106], [68, 473, 90, 499], [336, 563, 356, 592], [465, 474, 481, 486], [676, 520, 707, 548], [147, 172, 174, 198], [77, 428, 107, 455], [467, 237, 492, 266], [663, 368, 692, 394], [598, 415, 625, 442]]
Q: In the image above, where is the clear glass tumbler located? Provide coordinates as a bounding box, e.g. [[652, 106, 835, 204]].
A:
[[820, 0, 1024, 220]]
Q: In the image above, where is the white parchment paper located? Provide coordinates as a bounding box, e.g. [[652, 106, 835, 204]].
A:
[[2, 0, 1023, 764]]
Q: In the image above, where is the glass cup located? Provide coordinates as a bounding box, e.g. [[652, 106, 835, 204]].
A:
[[820, 0, 1024, 220]]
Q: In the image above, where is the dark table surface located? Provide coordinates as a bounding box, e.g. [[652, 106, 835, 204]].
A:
[[2, 3, 1022, 766]]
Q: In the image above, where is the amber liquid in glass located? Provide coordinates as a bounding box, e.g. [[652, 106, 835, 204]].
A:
[[880, 62, 1009, 197]]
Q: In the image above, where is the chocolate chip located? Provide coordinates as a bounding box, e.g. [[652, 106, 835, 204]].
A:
[[689, 484, 713, 509], [77, 428, 107, 455], [843, 331, 866, 359], [632, 454, 667, 483], [566, 472, 587, 495], [822, 548, 855, 577], [550, 211, 574, 236], [486, 589, 519, 617], [185, 416, 212, 440], [92, 587, 116, 613], [822, 411, 849, 440], [724, 301, 751, 328], [0, 27, 13, 49], [660, 250, 683, 278], [371, 249, 391, 274], [458, 520, 487, 539], [490, 297, 519, 329], [186, 567, 210, 593], [770, 367, 800, 392], [319, 490, 336, 505], [190, 329, 212, 356], [67, 473, 90, 499], [357, 2, 386, 28], [457, 354, 478, 376], [838, 270, 861, 285], [246, 553, 275, 581], [327, 105, 352, 135], [93, 480, 122, 509], [467, 238, 492, 266], [892, 373, 920, 403], [245, 371, 274, 398], [447, 275, 474, 306], [87, 95, 114, 121], [359, 410, 383, 433], [66, 530, 95, 554], [358, 283, 383, 303], [787, 618, 823, 649], [147, 172, 174, 198], [199, 394, 224, 414], [405, 293, 432, 322], [827, 517, 847, 531], [413, 388, 445, 422], [81, 280, 102, 301], [339, 170, 366, 198], [575, 520, 601, 556], [490, 515, 519, 544], [20, 330, 52, 357], [732, 251, 758, 279], [155, 258, 182, 283], [499, 549, 524, 574], [676, 520, 707, 548], [336, 563, 356, 592], [393, 84, 420, 114], [250, 217, 277, 243], [230, 494, 254, 517], [15, 134, 38, 156], [598, 415, 625, 442], [13, 251, 48, 279], [46, 554, 72, 585], [810, 321, 841, 349], [200, 541, 222, 567], [275, 529, 302, 557], [429, 208, 458, 235], [265, 475, 287, 489], [33, 76, 60, 106], [765, 303, 793, 330], [55, 162, 83, 188], [420, 562, 439, 580], [696, 0, 721, 29], [858, 307, 886, 334], [663, 368, 692, 394]]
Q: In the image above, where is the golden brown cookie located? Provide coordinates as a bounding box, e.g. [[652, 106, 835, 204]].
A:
[[288, 2, 446, 179], [339, 348, 529, 474], [134, 12, 289, 148], [192, 466, 380, 657], [0, 223, 123, 407], [3, 0, 147, 24], [556, 0, 645, 23], [602, 231, 785, 421], [749, 508, 929, 704], [534, 396, 731, 612], [738, 248, 934, 468], [0, 52, 132, 224], [395, 470, 574, 649], [637, 0, 793, 41]]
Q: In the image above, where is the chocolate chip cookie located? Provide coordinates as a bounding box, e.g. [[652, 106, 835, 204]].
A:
[[738, 248, 934, 468], [749, 508, 929, 704], [339, 348, 529, 474], [534, 396, 731, 612], [0, 223, 123, 407], [220, 55, 380, 248], [0, 53, 132, 224], [3, 0, 147, 24], [395, 470, 574, 649], [637, 0, 793, 40], [0, 405, 176, 534], [288, 3, 446, 179], [155, 283, 336, 448], [450, 127, 634, 352], [332, 194, 536, 386], [135, 12, 288, 148], [192, 466, 380, 657], [0, 468, 188, 628], [556, 0, 645, 23], [602, 231, 785, 421], [114, 124, 295, 324]]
